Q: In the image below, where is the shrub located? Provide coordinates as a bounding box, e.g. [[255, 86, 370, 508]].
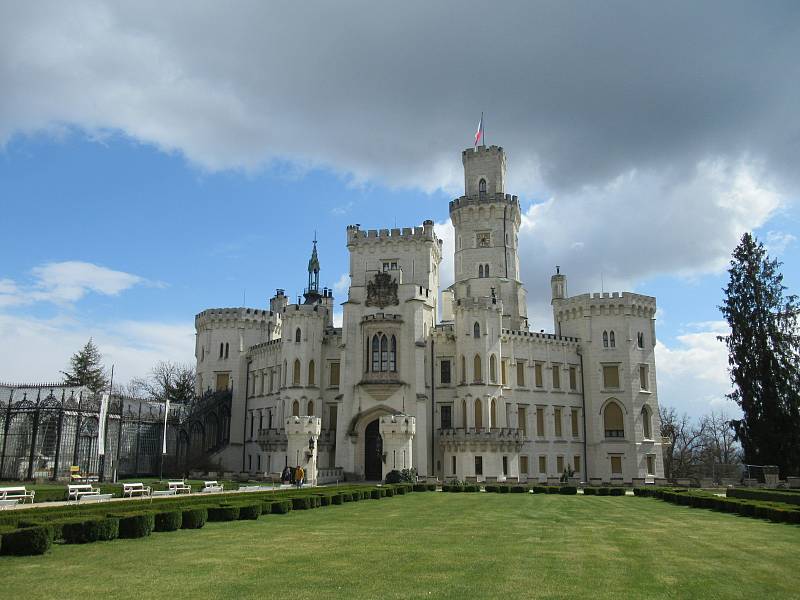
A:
[[350, 490, 361, 501], [413, 484, 427, 492], [16, 520, 58, 541], [485, 485, 498, 493], [728, 488, 800, 506], [464, 485, 480, 492], [154, 510, 182, 532], [114, 513, 155, 539], [394, 486, 407, 495], [317, 495, 332, 506], [498, 485, 510, 494], [426, 484, 437, 491], [384, 470, 403, 484], [559, 486, 578, 495], [239, 504, 262, 520], [62, 517, 120, 544], [582, 487, 597, 495], [545, 486, 559, 494], [331, 493, 344, 505], [341, 491, 354, 502], [207, 505, 241, 521], [291, 497, 312, 510], [270, 500, 292, 514], [369, 489, 382, 500], [384, 487, 395, 497], [182, 508, 208, 529], [532, 486, 546, 494], [597, 488, 610, 496], [609, 488, 626, 497], [1, 526, 52, 556]]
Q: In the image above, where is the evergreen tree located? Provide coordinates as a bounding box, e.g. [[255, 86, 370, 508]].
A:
[[62, 338, 109, 394], [718, 233, 800, 477]]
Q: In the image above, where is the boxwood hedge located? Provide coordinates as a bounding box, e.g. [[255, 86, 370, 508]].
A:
[[207, 505, 240, 521], [181, 508, 207, 529], [62, 517, 119, 544], [1, 526, 51, 556], [154, 510, 182, 532], [113, 513, 155, 539]]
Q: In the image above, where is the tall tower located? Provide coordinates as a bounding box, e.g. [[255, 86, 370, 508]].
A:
[[448, 145, 527, 330], [303, 236, 322, 304]]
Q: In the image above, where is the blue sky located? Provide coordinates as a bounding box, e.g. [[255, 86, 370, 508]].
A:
[[1, 2, 799, 419]]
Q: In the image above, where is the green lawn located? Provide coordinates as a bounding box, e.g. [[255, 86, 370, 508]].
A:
[[3, 493, 798, 599]]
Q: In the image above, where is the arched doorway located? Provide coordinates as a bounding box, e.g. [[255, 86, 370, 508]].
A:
[[364, 419, 383, 480]]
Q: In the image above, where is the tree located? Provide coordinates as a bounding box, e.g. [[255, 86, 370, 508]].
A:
[[62, 338, 108, 394], [697, 411, 741, 477], [719, 232, 800, 477], [659, 405, 705, 480], [129, 361, 196, 405]]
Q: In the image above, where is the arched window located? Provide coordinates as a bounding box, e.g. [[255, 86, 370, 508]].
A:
[[609, 331, 616, 348], [389, 335, 397, 372], [461, 399, 467, 429], [490, 398, 497, 428], [641, 406, 652, 439], [380, 334, 388, 371], [225, 342, 229, 359], [490, 354, 497, 384], [371, 335, 380, 372], [604, 402, 624, 438], [484, 263, 489, 277], [478, 264, 484, 278], [219, 342, 224, 358], [293, 359, 301, 386], [460, 355, 466, 384], [295, 328, 302, 343], [475, 398, 483, 429], [473, 354, 482, 383], [308, 360, 315, 385], [637, 332, 644, 349], [307, 400, 314, 416], [292, 400, 300, 417], [282, 360, 287, 386], [474, 322, 481, 338], [602, 331, 609, 348], [479, 178, 487, 196]]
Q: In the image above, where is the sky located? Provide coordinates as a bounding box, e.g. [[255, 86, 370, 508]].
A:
[[1, 2, 798, 418]]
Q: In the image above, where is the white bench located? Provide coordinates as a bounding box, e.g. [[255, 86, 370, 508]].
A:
[[0, 486, 35, 504], [68, 484, 100, 501], [0, 499, 20, 509], [78, 493, 112, 503], [200, 480, 224, 493], [122, 482, 152, 498], [168, 480, 192, 494]]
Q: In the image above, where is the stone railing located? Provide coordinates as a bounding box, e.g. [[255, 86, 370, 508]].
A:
[[438, 427, 524, 451]]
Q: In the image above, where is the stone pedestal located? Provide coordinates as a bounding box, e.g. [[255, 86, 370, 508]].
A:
[[379, 414, 416, 480], [285, 416, 322, 487]]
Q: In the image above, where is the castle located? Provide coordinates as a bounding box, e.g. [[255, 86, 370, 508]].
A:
[[194, 144, 664, 484]]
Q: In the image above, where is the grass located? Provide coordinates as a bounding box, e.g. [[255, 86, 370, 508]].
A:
[[2, 493, 798, 599]]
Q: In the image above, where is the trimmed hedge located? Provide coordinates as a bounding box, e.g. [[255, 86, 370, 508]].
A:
[[207, 505, 240, 521], [597, 488, 610, 496], [384, 487, 395, 497], [582, 487, 597, 495], [181, 508, 207, 529], [413, 484, 427, 492], [370, 489, 382, 500], [154, 510, 182, 532], [728, 488, 800, 506], [559, 486, 578, 495], [239, 504, 262, 520], [1, 526, 51, 556], [511, 486, 527, 493], [62, 517, 120, 544], [609, 488, 626, 497], [113, 513, 155, 539], [269, 500, 292, 514], [291, 497, 313, 510], [316, 494, 332, 507]]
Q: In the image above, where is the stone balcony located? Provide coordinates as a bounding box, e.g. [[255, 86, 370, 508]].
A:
[[438, 427, 524, 452]]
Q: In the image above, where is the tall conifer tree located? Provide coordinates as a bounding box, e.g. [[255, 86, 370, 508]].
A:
[[719, 233, 800, 476], [62, 338, 109, 395]]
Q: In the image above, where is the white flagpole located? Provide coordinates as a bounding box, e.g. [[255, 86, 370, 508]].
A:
[[162, 397, 170, 455]]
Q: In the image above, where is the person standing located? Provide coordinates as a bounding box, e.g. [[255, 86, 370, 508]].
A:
[[296, 465, 305, 489]]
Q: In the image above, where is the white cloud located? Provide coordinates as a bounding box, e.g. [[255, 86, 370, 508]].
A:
[[332, 311, 343, 328], [330, 201, 354, 216], [434, 220, 454, 288], [765, 230, 796, 256], [333, 273, 350, 295], [655, 321, 738, 417]]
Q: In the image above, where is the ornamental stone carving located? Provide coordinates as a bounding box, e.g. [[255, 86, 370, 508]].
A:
[[365, 272, 399, 308]]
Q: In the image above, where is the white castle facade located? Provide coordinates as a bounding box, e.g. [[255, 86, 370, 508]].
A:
[[195, 144, 664, 484]]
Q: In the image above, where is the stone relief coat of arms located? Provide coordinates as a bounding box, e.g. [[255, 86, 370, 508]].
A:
[[365, 271, 399, 308]]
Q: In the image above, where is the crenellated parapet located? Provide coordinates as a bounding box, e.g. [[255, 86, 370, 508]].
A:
[[346, 220, 439, 246], [449, 192, 519, 214], [554, 292, 657, 322], [195, 307, 272, 329], [501, 329, 580, 345]]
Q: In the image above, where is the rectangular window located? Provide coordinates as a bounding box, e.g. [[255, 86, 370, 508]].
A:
[[441, 405, 452, 429], [390, 262, 397, 270], [250, 413, 254, 438], [328, 406, 337, 431], [329, 362, 340, 387], [534, 363, 543, 387], [552, 364, 561, 389], [646, 455, 655, 476], [611, 456, 623, 475], [557, 456, 564, 474], [502, 456, 508, 476], [569, 366, 577, 391], [536, 407, 545, 437], [257, 454, 261, 471], [518, 407, 527, 436], [248, 455, 252, 470], [573, 455, 581, 474], [474, 456, 483, 476], [501, 361, 507, 385], [382, 262, 390, 271], [260, 371, 265, 394], [571, 409, 579, 437], [538, 456, 547, 474], [639, 364, 648, 391], [554, 408, 562, 437], [603, 365, 620, 389], [440, 360, 451, 384], [516, 361, 525, 386], [451, 455, 456, 475], [520, 456, 529, 474]]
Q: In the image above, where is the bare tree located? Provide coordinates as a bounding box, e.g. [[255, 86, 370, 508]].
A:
[[659, 405, 706, 480], [129, 361, 196, 405], [698, 411, 742, 479]]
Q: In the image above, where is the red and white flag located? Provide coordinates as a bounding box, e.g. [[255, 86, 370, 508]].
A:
[[474, 113, 484, 147]]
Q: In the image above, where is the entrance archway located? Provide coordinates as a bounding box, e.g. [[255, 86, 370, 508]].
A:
[[364, 419, 383, 480]]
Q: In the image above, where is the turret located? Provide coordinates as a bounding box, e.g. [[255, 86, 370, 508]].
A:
[[551, 266, 567, 302], [304, 236, 322, 304]]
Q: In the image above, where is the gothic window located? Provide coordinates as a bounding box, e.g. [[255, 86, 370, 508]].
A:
[[478, 264, 484, 278], [368, 333, 395, 372], [307, 400, 314, 416], [484, 263, 489, 277], [474, 322, 481, 338], [295, 328, 302, 343], [479, 178, 487, 196], [461, 399, 467, 429], [637, 332, 644, 349], [460, 355, 466, 384], [440, 359, 451, 384], [308, 360, 315, 386], [441, 405, 452, 429], [473, 354, 482, 383], [380, 334, 388, 371], [292, 400, 300, 417], [219, 343, 223, 358], [225, 342, 229, 359], [389, 335, 397, 372], [490, 354, 497, 384], [604, 402, 624, 438], [371, 335, 380, 372], [293, 359, 301, 386], [609, 330, 616, 348], [490, 398, 497, 428], [475, 398, 483, 429], [602, 331, 609, 348]]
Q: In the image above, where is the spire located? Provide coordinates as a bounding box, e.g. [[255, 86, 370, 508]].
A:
[[304, 233, 322, 304]]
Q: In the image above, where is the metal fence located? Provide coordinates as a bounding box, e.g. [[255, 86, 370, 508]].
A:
[[0, 387, 232, 481]]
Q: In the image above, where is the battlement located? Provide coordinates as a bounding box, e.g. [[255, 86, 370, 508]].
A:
[[248, 339, 283, 354], [282, 303, 331, 317], [379, 414, 416, 436], [454, 296, 504, 312], [195, 307, 272, 328], [347, 220, 439, 245], [285, 415, 321, 437], [361, 312, 403, 323], [462, 144, 504, 158], [448, 193, 519, 213], [501, 329, 580, 345], [554, 291, 657, 321]]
